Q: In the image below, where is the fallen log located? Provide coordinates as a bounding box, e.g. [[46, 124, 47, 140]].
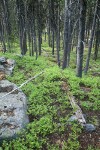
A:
[[68, 91, 86, 126]]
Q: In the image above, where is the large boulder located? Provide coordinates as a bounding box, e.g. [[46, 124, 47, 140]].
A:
[[0, 80, 29, 142]]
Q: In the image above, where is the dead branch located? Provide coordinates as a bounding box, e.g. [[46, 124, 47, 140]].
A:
[[68, 91, 86, 126], [0, 71, 44, 99]]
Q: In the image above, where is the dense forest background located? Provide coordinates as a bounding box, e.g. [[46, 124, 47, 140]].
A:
[[0, 0, 100, 77]]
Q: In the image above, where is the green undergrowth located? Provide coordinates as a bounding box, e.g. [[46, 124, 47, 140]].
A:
[[0, 52, 99, 150]]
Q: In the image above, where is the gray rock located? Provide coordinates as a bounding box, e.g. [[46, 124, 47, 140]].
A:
[[84, 124, 96, 132], [0, 80, 29, 141], [4, 64, 15, 76], [0, 57, 16, 76], [4, 67, 13, 76], [0, 65, 5, 73], [0, 80, 16, 92], [68, 115, 77, 122], [6, 59, 16, 67], [0, 57, 6, 63]]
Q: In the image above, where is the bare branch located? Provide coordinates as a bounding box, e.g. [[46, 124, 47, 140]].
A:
[[0, 71, 44, 99]]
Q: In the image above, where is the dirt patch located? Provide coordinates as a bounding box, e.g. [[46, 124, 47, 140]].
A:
[[79, 128, 100, 150], [79, 83, 91, 93], [92, 72, 100, 77], [48, 127, 100, 150], [80, 86, 91, 93], [61, 81, 69, 92], [48, 133, 68, 150], [79, 110, 100, 149], [28, 114, 40, 122]]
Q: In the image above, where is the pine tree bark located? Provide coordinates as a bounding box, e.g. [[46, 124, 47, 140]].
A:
[[48, 0, 51, 47], [52, 29, 55, 55], [16, 0, 27, 55], [84, 0, 98, 74], [62, 0, 71, 69], [0, 19, 7, 52], [37, 1, 42, 56], [56, 1, 60, 66], [76, 0, 86, 77], [94, 29, 100, 60], [1, 0, 11, 51]]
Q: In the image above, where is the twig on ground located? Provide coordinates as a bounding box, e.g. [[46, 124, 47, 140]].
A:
[[0, 71, 44, 99]]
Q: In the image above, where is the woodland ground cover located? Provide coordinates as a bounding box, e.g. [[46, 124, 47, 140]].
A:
[[0, 0, 100, 149], [0, 43, 100, 150]]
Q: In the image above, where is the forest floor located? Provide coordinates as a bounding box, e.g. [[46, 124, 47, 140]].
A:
[[0, 43, 100, 150]]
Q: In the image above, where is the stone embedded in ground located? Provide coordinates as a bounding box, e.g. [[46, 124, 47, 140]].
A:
[[0, 80, 29, 141], [67, 114, 87, 125], [84, 124, 96, 132], [68, 115, 77, 122]]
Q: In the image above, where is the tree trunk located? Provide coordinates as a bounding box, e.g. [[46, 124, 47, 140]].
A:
[[56, 1, 60, 67], [1, 0, 11, 51], [62, 0, 72, 69], [52, 29, 55, 55], [94, 1, 100, 60], [94, 29, 100, 60], [76, 0, 86, 77], [62, 0, 69, 69], [33, 19, 38, 59], [84, 0, 98, 74], [67, 0, 71, 66], [0, 20, 7, 52], [37, 1, 42, 56], [47, 0, 51, 47], [16, 0, 27, 55]]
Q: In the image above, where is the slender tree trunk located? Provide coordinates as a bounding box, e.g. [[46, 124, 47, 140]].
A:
[[84, 0, 98, 74], [33, 19, 38, 59], [37, 1, 42, 56], [0, 19, 7, 52], [16, 0, 27, 55], [56, 29, 60, 66], [1, 0, 11, 51], [52, 29, 55, 55], [28, 29, 31, 56], [27, 3, 35, 56], [56, 1, 60, 67], [47, 22, 51, 47], [47, 0, 51, 47], [44, 28, 47, 42], [31, 37, 34, 56], [94, 21, 100, 60], [62, 0, 71, 69], [38, 31, 41, 55], [76, 0, 86, 77], [67, 0, 71, 66]]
